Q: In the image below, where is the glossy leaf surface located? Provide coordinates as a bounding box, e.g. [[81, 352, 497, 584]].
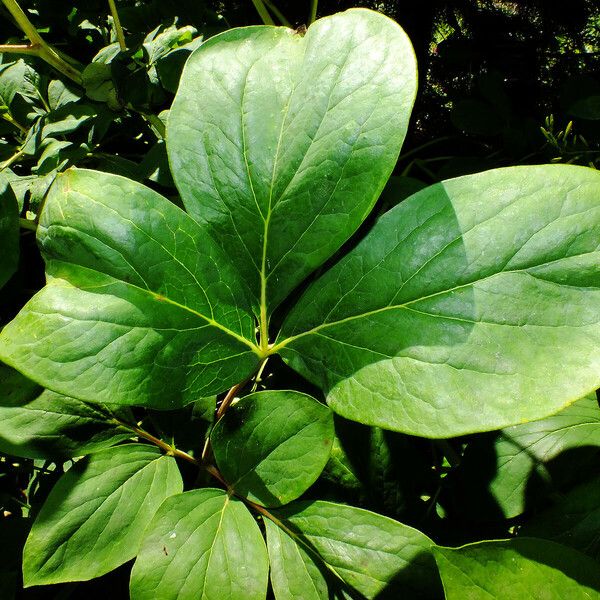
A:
[[0, 169, 261, 408], [0, 364, 131, 459], [434, 538, 600, 599], [168, 8, 417, 312], [23, 444, 182, 586], [211, 390, 334, 506], [454, 392, 600, 518], [279, 165, 600, 437], [0, 175, 19, 289], [130, 488, 269, 600], [272, 500, 440, 599]]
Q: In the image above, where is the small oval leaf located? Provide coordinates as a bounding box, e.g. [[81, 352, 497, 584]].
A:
[[211, 390, 333, 507]]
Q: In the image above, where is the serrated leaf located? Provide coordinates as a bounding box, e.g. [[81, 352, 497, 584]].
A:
[[130, 488, 268, 600], [452, 393, 600, 519], [271, 500, 440, 599], [0, 168, 262, 408], [23, 444, 182, 586], [168, 8, 417, 313], [211, 390, 333, 507], [521, 475, 600, 560], [433, 538, 600, 599], [278, 165, 600, 437], [0, 363, 132, 459], [0, 174, 19, 289]]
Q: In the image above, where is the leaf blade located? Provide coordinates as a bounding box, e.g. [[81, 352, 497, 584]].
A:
[[211, 390, 334, 507], [279, 165, 600, 437], [0, 169, 261, 408], [168, 8, 417, 313], [130, 488, 269, 600], [22, 444, 183, 586]]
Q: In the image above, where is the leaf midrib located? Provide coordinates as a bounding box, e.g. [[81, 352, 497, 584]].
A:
[[273, 250, 600, 352], [48, 261, 261, 355]]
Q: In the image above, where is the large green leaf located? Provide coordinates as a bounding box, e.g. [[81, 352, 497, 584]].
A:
[[0, 175, 19, 289], [271, 500, 440, 599], [451, 392, 600, 519], [211, 390, 333, 506], [0, 168, 262, 408], [278, 165, 600, 437], [23, 444, 182, 586], [433, 538, 600, 599], [168, 8, 417, 316], [522, 475, 600, 560], [130, 488, 269, 600], [0, 363, 132, 459]]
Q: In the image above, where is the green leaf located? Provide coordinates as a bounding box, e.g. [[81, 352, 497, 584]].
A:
[[23, 444, 182, 586], [130, 488, 269, 600], [452, 392, 600, 519], [0, 363, 132, 459], [265, 518, 350, 600], [521, 475, 600, 560], [0, 174, 19, 289], [0, 168, 262, 408], [47, 80, 82, 110], [433, 538, 600, 599], [270, 500, 440, 599], [168, 8, 417, 313], [211, 390, 333, 507], [278, 165, 600, 437]]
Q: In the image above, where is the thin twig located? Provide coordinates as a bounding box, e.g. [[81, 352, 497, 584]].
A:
[[215, 378, 249, 421], [0, 43, 38, 54], [107, 0, 126, 51]]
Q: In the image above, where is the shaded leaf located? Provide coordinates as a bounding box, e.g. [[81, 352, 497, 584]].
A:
[[451, 393, 600, 519], [0, 175, 19, 289], [521, 474, 600, 560], [433, 538, 600, 599], [0, 363, 132, 459]]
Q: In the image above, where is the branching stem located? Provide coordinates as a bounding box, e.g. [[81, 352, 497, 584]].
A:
[[0, 0, 82, 84]]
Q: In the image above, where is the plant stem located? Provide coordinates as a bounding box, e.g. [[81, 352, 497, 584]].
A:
[[0, 0, 82, 84], [215, 377, 249, 421], [250, 0, 275, 25], [0, 43, 38, 54], [2, 112, 27, 134], [107, 0, 126, 50], [263, 0, 291, 26], [0, 146, 25, 171], [308, 0, 318, 25]]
